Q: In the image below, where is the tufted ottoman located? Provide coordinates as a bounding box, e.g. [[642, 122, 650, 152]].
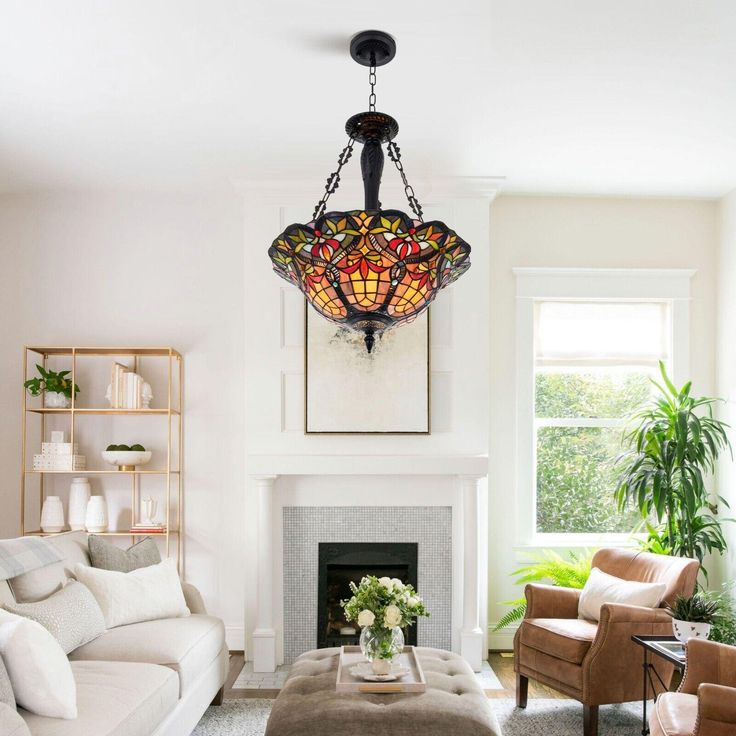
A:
[[264, 647, 502, 736]]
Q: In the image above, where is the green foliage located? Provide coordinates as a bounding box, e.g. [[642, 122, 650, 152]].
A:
[[704, 584, 736, 646], [341, 575, 429, 630], [666, 593, 720, 624], [23, 364, 80, 399], [614, 362, 732, 578], [536, 371, 651, 533], [493, 550, 593, 631]]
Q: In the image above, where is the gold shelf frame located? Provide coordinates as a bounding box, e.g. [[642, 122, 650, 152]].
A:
[[20, 346, 184, 569]]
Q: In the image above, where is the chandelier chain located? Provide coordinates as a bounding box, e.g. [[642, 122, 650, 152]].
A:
[[387, 141, 424, 221], [312, 136, 356, 221], [368, 60, 377, 111]]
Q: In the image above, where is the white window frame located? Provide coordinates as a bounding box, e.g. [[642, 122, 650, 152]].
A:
[[513, 268, 694, 548]]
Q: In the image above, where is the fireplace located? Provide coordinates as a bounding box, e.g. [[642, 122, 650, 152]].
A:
[[317, 542, 418, 649]]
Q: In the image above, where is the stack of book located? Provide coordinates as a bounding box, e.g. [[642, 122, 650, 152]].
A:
[[110, 363, 145, 409], [129, 523, 166, 535]]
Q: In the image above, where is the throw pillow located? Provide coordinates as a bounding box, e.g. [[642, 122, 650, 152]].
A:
[[578, 567, 667, 622], [74, 558, 190, 629], [88, 535, 161, 572], [0, 610, 77, 719], [4, 581, 105, 654], [0, 654, 14, 709]]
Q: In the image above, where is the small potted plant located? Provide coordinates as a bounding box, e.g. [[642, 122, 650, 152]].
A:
[[23, 365, 80, 408], [341, 576, 429, 676], [667, 593, 720, 643]]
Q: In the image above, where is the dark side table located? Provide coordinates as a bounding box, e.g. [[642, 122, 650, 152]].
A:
[[631, 635, 687, 736]]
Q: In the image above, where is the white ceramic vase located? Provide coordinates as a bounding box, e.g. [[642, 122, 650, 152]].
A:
[[85, 496, 108, 533], [68, 477, 91, 531], [672, 619, 712, 643], [40, 496, 65, 533], [44, 391, 71, 408]]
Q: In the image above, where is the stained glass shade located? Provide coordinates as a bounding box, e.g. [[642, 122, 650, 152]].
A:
[[268, 209, 471, 350]]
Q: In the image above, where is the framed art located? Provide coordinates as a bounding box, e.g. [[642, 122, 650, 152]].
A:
[[305, 306, 430, 434]]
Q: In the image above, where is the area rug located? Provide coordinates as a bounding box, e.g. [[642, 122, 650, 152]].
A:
[[192, 698, 644, 735]]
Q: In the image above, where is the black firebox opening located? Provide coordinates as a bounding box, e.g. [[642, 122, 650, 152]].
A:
[[317, 542, 418, 650]]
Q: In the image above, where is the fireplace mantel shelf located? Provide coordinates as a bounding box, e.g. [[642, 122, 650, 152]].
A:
[[247, 454, 488, 477]]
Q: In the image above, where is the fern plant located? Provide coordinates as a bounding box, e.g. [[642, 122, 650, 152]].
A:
[[493, 549, 593, 631]]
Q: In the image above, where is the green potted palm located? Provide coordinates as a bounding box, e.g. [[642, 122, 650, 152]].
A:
[[614, 362, 732, 580], [23, 364, 80, 408]]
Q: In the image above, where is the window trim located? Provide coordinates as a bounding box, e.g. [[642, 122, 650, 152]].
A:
[[513, 268, 694, 547]]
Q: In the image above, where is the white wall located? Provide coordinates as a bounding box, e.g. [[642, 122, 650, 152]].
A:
[[0, 191, 247, 647], [488, 195, 718, 646], [717, 189, 736, 582]]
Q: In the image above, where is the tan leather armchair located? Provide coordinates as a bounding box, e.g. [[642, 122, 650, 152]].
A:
[[650, 638, 736, 736], [514, 548, 699, 736]]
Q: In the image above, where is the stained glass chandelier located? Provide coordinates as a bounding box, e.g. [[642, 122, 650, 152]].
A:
[[268, 30, 471, 353]]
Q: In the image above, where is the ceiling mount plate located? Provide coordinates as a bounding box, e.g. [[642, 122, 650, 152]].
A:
[[350, 30, 396, 67]]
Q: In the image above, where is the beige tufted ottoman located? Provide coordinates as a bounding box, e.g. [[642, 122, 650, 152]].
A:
[[264, 647, 502, 736]]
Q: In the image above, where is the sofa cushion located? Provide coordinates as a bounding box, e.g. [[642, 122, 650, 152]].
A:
[[20, 660, 178, 736], [0, 654, 14, 708], [0, 703, 30, 736], [88, 535, 161, 573], [649, 692, 698, 736], [520, 617, 598, 664], [579, 567, 667, 622], [9, 532, 90, 603], [69, 614, 225, 696]]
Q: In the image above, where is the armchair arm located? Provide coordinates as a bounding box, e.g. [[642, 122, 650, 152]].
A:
[[680, 638, 736, 695], [524, 584, 581, 619], [582, 603, 675, 704], [0, 703, 30, 736], [695, 683, 736, 735], [181, 581, 208, 615]]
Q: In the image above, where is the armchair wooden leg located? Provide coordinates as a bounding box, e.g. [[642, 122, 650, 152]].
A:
[[211, 685, 225, 706], [583, 704, 598, 736], [516, 674, 529, 708]]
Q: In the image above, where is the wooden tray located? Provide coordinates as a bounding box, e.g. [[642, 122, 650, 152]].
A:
[[336, 645, 427, 693]]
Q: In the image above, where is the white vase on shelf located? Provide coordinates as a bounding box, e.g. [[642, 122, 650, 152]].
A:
[[68, 477, 91, 531], [85, 496, 108, 533], [43, 392, 71, 409], [40, 496, 65, 533]]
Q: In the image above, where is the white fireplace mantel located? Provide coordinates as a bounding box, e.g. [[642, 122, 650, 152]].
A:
[[247, 454, 489, 476], [247, 455, 489, 674]]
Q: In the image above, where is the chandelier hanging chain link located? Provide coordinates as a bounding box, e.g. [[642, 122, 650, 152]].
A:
[[312, 136, 357, 221], [387, 141, 424, 221], [368, 57, 377, 112]]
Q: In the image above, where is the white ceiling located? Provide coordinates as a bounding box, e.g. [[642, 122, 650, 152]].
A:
[[1, 1, 735, 196]]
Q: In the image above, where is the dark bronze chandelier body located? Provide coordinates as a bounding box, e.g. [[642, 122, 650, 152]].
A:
[[268, 31, 471, 352]]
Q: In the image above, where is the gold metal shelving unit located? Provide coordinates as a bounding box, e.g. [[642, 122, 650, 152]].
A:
[[20, 346, 183, 568]]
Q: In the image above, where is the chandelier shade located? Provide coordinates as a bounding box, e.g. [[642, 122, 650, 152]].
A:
[[269, 209, 470, 351], [267, 30, 472, 352]]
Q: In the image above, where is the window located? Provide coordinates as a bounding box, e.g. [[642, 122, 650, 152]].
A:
[[534, 301, 670, 534], [513, 268, 693, 544]]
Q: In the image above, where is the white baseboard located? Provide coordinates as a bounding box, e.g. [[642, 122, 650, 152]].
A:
[[487, 624, 518, 652], [226, 625, 245, 652]]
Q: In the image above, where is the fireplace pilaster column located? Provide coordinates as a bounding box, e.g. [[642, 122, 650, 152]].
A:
[[459, 474, 484, 672], [252, 474, 277, 672]]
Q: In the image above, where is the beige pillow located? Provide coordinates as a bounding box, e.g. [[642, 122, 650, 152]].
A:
[[578, 567, 667, 622], [4, 581, 105, 654], [74, 559, 189, 629], [0, 611, 77, 719]]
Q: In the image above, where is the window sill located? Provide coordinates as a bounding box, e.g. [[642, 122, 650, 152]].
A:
[[513, 533, 644, 552]]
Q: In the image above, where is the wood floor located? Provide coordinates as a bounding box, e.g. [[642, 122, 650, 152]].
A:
[[224, 651, 570, 701]]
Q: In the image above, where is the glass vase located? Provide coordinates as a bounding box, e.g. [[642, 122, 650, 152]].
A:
[[359, 625, 404, 674]]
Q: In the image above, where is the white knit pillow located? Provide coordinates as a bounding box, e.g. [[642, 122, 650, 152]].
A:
[[578, 567, 667, 622], [74, 558, 190, 629], [0, 610, 77, 719]]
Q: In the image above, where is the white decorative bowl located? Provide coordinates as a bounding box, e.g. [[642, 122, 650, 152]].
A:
[[672, 619, 712, 643], [101, 450, 152, 471]]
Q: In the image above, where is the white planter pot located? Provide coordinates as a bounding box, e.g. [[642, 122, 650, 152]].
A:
[[85, 496, 108, 533], [44, 392, 71, 408], [68, 478, 91, 531], [672, 619, 712, 643], [40, 496, 65, 533]]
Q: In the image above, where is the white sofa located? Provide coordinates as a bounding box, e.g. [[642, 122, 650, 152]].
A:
[[0, 532, 228, 736]]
